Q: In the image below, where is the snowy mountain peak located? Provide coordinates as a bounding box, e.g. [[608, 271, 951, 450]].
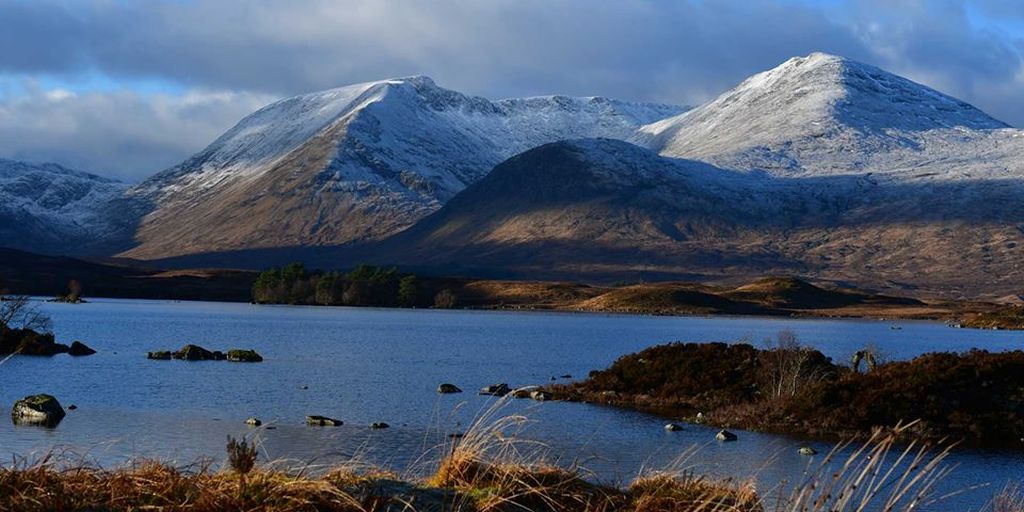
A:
[[122, 76, 686, 259], [641, 52, 1013, 175]]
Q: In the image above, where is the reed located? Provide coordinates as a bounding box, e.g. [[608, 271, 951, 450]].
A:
[[0, 406, 1014, 512]]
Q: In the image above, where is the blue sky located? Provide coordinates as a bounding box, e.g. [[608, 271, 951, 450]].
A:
[[1, 0, 1022, 182]]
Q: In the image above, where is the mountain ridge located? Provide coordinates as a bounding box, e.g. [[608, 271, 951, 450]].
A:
[[119, 75, 685, 259]]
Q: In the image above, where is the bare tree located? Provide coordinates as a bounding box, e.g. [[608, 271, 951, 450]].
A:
[[0, 294, 52, 333], [761, 330, 829, 399]]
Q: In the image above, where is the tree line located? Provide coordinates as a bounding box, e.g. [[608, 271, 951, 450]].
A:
[[251, 263, 458, 308]]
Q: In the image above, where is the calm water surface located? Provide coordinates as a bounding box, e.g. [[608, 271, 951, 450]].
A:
[[1, 299, 1022, 510]]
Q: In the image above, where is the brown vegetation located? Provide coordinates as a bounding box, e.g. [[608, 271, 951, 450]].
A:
[[0, 405, 972, 512], [553, 339, 1024, 447]]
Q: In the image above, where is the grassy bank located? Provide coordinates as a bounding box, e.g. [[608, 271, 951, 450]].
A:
[[1, 409, 1008, 512], [550, 339, 1024, 447]]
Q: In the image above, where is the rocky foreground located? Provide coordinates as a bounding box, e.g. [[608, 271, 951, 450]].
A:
[[1, 415, 1004, 512]]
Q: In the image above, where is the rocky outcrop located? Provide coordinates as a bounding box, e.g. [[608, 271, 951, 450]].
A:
[[150, 345, 262, 362], [173, 344, 221, 361], [11, 394, 66, 427], [0, 328, 69, 356], [68, 341, 96, 356], [227, 349, 263, 362]]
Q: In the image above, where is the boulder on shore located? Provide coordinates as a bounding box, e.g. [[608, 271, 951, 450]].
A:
[[479, 383, 510, 396], [227, 349, 264, 362], [11, 394, 66, 427], [437, 383, 462, 394], [306, 415, 343, 426], [68, 341, 96, 356]]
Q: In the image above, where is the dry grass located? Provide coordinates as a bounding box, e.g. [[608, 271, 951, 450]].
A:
[[992, 484, 1024, 512], [0, 406, 1014, 512]]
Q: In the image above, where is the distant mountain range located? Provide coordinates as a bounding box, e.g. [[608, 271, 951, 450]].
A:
[[3, 53, 1024, 298]]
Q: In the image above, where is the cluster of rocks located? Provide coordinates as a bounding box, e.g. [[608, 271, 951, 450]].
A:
[[437, 382, 552, 401], [147, 344, 263, 362], [0, 328, 96, 357]]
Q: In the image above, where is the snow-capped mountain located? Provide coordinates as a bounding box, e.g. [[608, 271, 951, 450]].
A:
[[639, 52, 1023, 181], [0, 159, 129, 255], [358, 55, 1024, 296], [121, 76, 685, 259]]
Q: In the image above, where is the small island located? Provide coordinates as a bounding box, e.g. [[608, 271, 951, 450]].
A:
[[549, 335, 1024, 448]]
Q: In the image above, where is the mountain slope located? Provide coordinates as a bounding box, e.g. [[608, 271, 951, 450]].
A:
[[121, 77, 684, 259], [360, 133, 1024, 297], [0, 159, 129, 255]]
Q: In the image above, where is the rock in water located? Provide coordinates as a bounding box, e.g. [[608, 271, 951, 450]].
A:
[[173, 344, 215, 361], [530, 390, 553, 401], [227, 349, 264, 362], [306, 415, 343, 426], [371, 422, 390, 429], [68, 341, 96, 356], [512, 386, 539, 398], [11, 394, 66, 427], [245, 417, 262, 426], [147, 351, 171, 360], [479, 383, 510, 396], [664, 423, 683, 431], [799, 446, 818, 456], [437, 383, 462, 394], [2, 330, 70, 356], [716, 430, 738, 442]]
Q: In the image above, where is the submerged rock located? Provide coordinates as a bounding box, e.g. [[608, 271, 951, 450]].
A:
[[371, 422, 390, 429], [11, 394, 66, 427], [147, 351, 172, 360], [68, 341, 96, 356], [479, 383, 510, 396], [227, 349, 263, 362], [437, 383, 462, 394], [716, 430, 738, 442], [306, 415, 343, 426]]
